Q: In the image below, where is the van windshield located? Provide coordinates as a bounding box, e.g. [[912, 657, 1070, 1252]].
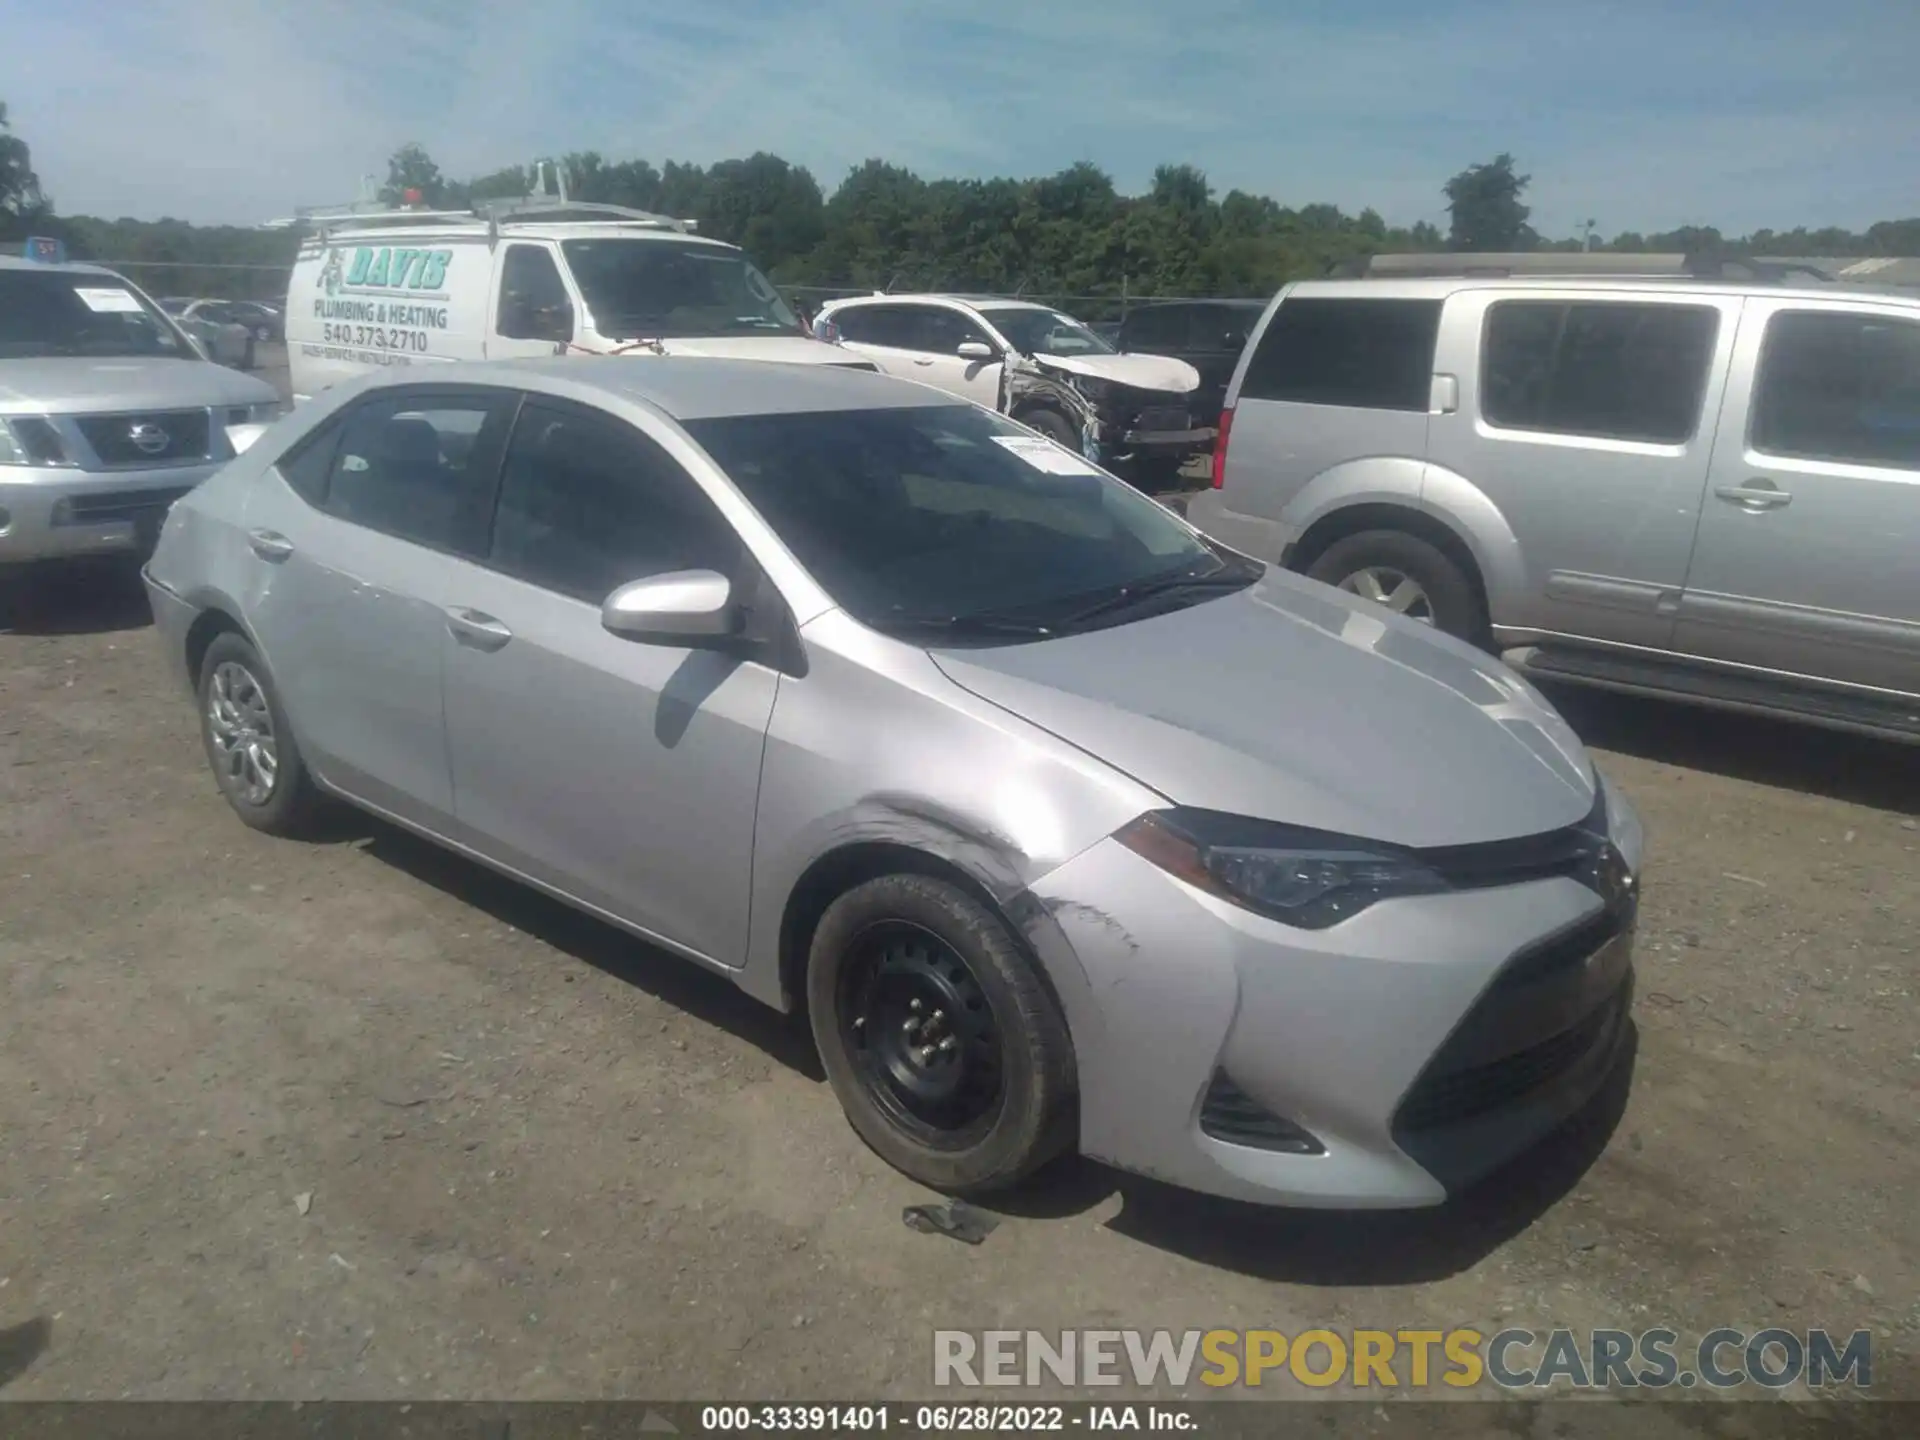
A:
[[560, 239, 800, 340], [0, 271, 195, 360]]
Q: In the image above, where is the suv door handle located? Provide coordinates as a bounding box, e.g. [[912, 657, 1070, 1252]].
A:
[[1714, 481, 1792, 510], [246, 528, 294, 561], [445, 607, 513, 652], [911, 357, 935, 366]]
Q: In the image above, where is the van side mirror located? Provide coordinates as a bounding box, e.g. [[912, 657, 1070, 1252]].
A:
[[601, 570, 740, 645], [956, 340, 996, 361]]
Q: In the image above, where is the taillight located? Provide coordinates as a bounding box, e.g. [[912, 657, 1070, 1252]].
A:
[[1211, 405, 1233, 489]]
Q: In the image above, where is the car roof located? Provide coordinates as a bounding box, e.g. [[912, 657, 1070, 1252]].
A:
[[1285, 275, 1920, 307], [0, 255, 123, 278], [826, 293, 1054, 312], [1126, 298, 1267, 313], [351, 355, 964, 421]]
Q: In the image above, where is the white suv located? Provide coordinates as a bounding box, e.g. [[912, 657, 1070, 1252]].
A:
[[814, 294, 1213, 486]]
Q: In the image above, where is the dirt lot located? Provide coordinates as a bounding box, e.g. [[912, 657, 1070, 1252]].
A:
[[0, 361, 1915, 1410]]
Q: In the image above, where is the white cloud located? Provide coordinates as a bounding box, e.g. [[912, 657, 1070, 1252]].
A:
[[6, 0, 1914, 236]]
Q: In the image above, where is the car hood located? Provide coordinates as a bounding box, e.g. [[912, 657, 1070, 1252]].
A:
[[0, 356, 278, 413], [584, 335, 874, 367], [929, 568, 1596, 849], [1032, 351, 1201, 395]]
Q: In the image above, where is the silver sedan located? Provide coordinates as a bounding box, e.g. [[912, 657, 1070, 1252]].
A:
[[141, 358, 1642, 1208]]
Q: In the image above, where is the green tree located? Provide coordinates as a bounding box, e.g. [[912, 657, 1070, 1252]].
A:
[[379, 143, 449, 207], [1443, 153, 1532, 251], [1, 100, 49, 240]]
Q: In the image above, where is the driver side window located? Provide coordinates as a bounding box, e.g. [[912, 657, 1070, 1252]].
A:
[[916, 308, 993, 356], [490, 402, 740, 604], [496, 245, 575, 343]]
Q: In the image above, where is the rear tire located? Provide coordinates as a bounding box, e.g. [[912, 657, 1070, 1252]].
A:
[[807, 875, 1076, 1196], [196, 631, 318, 836], [1306, 529, 1486, 643]]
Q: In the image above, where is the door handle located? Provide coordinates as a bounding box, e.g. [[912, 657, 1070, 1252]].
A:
[[912, 357, 935, 366], [246, 528, 294, 561], [1714, 481, 1792, 511], [445, 607, 513, 652]]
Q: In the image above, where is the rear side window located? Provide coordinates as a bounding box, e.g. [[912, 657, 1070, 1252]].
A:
[[326, 391, 515, 553], [1482, 301, 1718, 444], [1122, 307, 1185, 352], [1191, 304, 1258, 352], [1751, 310, 1920, 471], [1239, 298, 1441, 411], [277, 423, 341, 505]]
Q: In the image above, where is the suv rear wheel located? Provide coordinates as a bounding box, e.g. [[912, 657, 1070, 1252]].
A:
[[1306, 529, 1485, 643]]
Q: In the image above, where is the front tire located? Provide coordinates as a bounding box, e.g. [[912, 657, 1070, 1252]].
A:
[[1306, 529, 1486, 644], [1018, 406, 1082, 453], [807, 875, 1076, 1195], [197, 631, 317, 835]]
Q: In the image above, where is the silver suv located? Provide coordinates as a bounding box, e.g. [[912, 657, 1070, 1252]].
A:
[[0, 258, 283, 566], [1188, 267, 1920, 742]]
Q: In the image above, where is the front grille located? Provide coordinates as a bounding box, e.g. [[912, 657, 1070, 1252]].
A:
[[1129, 405, 1192, 432], [74, 410, 212, 468], [54, 486, 194, 527], [1199, 1072, 1324, 1153], [1395, 983, 1627, 1132]]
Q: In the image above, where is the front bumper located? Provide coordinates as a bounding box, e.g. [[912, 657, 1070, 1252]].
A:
[[1020, 796, 1640, 1208], [0, 463, 221, 565]]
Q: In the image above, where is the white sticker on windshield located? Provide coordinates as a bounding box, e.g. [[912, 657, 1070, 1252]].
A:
[[993, 433, 1102, 476], [74, 287, 145, 314]]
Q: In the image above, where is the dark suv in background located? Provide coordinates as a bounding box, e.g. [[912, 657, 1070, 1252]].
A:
[[1117, 299, 1266, 426]]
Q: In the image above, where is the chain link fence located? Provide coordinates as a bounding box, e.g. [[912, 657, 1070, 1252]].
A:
[[89, 260, 1246, 319]]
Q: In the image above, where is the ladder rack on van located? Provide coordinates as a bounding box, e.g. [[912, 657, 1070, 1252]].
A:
[[298, 197, 697, 245]]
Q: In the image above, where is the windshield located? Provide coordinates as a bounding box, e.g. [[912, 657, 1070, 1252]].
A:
[[977, 306, 1115, 358], [0, 272, 195, 360], [560, 239, 800, 339], [683, 404, 1256, 643]]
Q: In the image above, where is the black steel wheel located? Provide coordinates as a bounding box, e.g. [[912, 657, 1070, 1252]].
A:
[[836, 920, 1004, 1147], [808, 874, 1076, 1194]]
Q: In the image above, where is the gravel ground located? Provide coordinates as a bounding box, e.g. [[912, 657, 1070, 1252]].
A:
[[0, 352, 1914, 1410]]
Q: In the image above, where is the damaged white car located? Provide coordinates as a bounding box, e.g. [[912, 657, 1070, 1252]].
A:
[[815, 294, 1212, 487]]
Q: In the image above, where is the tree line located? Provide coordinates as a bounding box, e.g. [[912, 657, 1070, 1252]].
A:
[[5, 105, 1918, 310]]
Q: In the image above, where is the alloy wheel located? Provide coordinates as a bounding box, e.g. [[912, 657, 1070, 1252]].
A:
[[206, 660, 279, 805], [1338, 565, 1435, 623]]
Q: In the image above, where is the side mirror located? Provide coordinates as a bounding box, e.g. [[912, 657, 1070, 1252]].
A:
[[601, 569, 740, 644], [956, 340, 996, 361]]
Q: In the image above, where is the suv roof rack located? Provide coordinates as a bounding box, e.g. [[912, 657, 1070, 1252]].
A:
[[1329, 252, 1839, 284]]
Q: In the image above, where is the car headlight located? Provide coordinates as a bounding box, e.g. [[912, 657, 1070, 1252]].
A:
[[1117, 809, 1450, 928], [0, 416, 75, 467], [1069, 373, 1113, 403]]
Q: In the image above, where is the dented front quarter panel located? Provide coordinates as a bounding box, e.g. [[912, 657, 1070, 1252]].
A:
[[1004, 353, 1206, 466], [737, 607, 1164, 1016], [1001, 355, 1101, 454]]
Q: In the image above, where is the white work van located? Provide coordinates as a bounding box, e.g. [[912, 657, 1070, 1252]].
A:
[[284, 197, 864, 402]]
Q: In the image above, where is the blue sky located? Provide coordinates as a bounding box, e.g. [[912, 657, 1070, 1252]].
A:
[[6, 0, 1916, 236]]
